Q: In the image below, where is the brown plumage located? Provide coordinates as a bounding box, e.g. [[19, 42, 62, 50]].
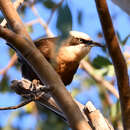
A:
[[20, 31, 103, 86]]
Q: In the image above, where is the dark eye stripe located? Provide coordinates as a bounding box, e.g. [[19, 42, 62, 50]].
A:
[[80, 39, 93, 45]]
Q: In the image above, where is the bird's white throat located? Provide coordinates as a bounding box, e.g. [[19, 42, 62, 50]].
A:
[[58, 44, 91, 62]]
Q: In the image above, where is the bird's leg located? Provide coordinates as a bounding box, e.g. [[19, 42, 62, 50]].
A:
[[29, 79, 52, 94], [29, 79, 40, 92], [19, 79, 51, 99]]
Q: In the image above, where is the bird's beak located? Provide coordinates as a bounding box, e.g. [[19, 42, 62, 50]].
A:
[[90, 41, 105, 48]]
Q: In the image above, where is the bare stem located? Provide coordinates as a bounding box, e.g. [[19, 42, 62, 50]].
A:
[[0, 53, 17, 75]]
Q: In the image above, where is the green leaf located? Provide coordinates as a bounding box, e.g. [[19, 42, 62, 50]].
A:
[[83, 78, 96, 88], [43, 0, 56, 9], [122, 34, 130, 45], [0, 16, 4, 23], [107, 65, 114, 77], [116, 32, 122, 43], [71, 88, 80, 98], [117, 32, 130, 45], [0, 74, 10, 92], [26, 25, 33, 33], [8, 48, 20, 70], [77, 10, 82, 25], [8, 47, 15, 57], [56, 4, 72, 37], [110, 101, 121, 122], [92, 55, 112, 69]]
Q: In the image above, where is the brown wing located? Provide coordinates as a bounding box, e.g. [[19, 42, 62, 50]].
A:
[[21, 37, 58, 82], [34, 37, 59, 61]]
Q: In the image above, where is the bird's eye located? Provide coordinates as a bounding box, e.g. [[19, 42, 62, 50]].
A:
[[79, 38, 95, 46], [79, 39, 86, 43]]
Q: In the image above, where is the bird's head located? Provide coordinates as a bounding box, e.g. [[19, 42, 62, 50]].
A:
[[59, 31, 104, 62], [68, 30, 104, 47]]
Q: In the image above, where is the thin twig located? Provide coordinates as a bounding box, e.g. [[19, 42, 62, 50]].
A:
[[0, 98, 32, 110], [0, 0, 24, 75], [0, 89, 45, 110], [47, 0, 64, 25], [25, 19, 39, 27], [80, 60, 119, 99], [31, 5, 54, 37], [0, 53, 17, 75]]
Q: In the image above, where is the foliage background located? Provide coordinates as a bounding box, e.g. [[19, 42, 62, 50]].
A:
[[0, 0, 130, 129]]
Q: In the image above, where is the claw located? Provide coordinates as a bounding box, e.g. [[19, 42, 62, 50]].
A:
[[30, 79, 40, 91], [29, 79, 51, 94]]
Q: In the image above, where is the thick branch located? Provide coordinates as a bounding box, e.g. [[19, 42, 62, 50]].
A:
[[0, 1, 91, 128], [84, 102, 114, 130], [10, 79, 89, 122], [95, 0, 130, 129], [0, 24, 91, 130], [10, 78, 113, 129]]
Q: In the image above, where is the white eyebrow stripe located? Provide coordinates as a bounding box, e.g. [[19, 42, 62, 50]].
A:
[[69, 31, 91, 40]]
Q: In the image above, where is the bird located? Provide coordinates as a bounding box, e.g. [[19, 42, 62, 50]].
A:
[[20, 31, 104, 86]]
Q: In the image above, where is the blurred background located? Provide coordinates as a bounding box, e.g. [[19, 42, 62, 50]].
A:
[[0, 0, 130, 129]]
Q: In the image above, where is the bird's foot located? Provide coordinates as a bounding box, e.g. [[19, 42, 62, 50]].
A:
[[22, 79, 51, 100], [29, 79, 51, 94], [29, 79, 40, 92]]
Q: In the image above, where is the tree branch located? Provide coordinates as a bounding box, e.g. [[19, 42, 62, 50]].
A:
[[0, 0, 25, 75], [84, 101, 114, 130], [95, 0, 130, 129], [30, 5, 54, 37], [0, 0, 91, 129], [3, 78, 113, 129], [47, 0, 64, 25], [0, 0, 24, 27], [0, 0, 31, 41], [0, 98, 33, 110], [0, 22, 91, 130], [80, 60, 119, 99], [0, 53, 17, 75]]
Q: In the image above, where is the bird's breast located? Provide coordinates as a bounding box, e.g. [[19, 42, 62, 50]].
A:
[[56, 57, 79, 85]]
